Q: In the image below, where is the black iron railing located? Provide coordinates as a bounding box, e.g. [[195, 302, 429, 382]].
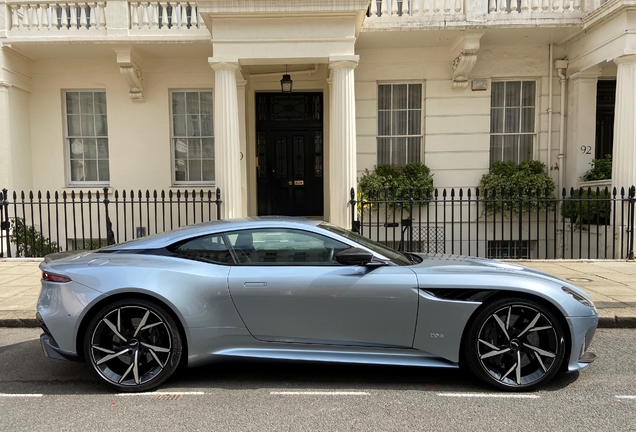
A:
[[350, 186, 636, 260], [0, 187, 222, 258]]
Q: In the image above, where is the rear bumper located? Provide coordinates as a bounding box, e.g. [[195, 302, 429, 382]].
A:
[[39, 333, 81, 362], [36, 279, 102, 355], [37, 312, 81, 361]]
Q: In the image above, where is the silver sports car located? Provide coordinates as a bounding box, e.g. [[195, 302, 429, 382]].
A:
[[37, 217, 598, 392]]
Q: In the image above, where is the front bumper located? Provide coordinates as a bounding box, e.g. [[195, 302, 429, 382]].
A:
[[566, 315, 598, 372]]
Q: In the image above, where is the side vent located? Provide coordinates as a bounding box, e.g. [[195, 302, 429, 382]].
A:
[[422, 289, 496, 302]]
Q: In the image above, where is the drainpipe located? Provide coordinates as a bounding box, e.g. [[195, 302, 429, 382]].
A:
[[556, 60, 568, 195], [547, 44, 553, 173]]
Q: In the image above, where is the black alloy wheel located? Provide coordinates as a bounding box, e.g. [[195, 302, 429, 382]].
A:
[[463, 297, 566, 391], [84, 299, 183, 392]]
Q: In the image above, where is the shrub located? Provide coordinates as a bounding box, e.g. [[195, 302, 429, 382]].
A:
[[9, 217, 59, 257], [357, 162, 434, 207], [479, 161, 556, 214], [581, 154, 612, 181], [561, 189, 611, 227]]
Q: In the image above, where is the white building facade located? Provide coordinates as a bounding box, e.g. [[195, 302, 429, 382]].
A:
[[1, 0, 635, 228]]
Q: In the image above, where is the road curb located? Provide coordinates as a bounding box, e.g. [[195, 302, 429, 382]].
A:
[[0, 318, 39, 328]]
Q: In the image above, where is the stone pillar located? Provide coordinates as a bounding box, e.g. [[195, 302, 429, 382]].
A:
[[328, 55, 359, 229], [566, 67, 601, 188], [237, 79, 248, 217], [611, 55, 636, 192], [209, 57, 243, 219], [0, 81, 10, 189]]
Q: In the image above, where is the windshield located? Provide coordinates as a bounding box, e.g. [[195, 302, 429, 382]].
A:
[[319, 222, 412, 266]]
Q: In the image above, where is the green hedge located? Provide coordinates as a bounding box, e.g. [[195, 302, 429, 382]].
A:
[[561, 189, 611, 227], [479, 161, 555, 214], [581, 154, 612, 181], [357, 162, 434, 206], [9, 218, 59, 258]]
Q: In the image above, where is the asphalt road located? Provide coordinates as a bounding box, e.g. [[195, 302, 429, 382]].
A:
[[0, 328, 635, 432]]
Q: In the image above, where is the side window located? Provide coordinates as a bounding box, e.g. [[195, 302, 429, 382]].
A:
[[226, 229, 350, 265], [171, 234, 233, 264]]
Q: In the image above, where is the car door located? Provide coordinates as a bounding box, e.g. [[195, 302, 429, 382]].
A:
[[226, 228, 419, 348]]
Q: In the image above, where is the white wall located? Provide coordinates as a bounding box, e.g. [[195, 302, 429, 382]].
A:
[[0, 49, 33, 192], [19, 43, 575, 199], [29, 57, 216, 192], [354, 43, 563, 189]]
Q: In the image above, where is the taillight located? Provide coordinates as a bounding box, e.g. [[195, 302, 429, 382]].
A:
[[42, 272, 71, 283]]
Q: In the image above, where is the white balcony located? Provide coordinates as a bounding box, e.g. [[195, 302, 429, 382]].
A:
[[2, 1, 210, 42], [0, 0, 613, 43], [363, 0, 605, 30]]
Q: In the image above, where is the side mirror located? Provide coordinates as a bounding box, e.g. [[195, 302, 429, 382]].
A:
[[335, 248, 374, 266]]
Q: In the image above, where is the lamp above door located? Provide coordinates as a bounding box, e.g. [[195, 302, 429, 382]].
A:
[[280, 65, 293, 93]]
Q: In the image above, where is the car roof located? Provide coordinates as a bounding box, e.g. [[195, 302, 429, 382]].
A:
[[101, 216, 324, 250]]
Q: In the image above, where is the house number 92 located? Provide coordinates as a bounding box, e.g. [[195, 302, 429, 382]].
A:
[[581, 146, 592, 154]]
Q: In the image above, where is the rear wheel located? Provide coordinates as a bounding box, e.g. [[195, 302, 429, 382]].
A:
[[463, 297, 566, 391], [84, 299, 183, 392]]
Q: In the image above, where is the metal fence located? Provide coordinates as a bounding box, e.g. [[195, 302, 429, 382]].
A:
[[0, 188, 222, 258], [350, 186, 636, 260]]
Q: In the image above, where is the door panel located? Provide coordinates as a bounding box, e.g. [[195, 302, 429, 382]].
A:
[[227, 266, 419, 348]]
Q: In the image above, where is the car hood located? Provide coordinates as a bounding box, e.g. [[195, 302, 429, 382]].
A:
[[409, 253, 533, 273], [409, 253, 571, 282], [407, 253, 595, 308]]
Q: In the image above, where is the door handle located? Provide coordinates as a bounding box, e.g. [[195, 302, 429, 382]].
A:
[[244, 282, 267, 288]]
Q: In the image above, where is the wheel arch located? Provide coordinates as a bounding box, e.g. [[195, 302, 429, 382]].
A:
[[75, 291, 189, 365], [459, 290, 572, 372]]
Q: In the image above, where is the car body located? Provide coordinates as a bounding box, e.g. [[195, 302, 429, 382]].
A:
[[37, 217, 598, 392]]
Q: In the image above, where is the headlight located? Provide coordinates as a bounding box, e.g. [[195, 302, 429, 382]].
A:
[[562, 286, 595, 309]]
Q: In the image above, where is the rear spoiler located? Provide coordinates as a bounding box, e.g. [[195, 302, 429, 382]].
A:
[[44, 251, 87, 262]]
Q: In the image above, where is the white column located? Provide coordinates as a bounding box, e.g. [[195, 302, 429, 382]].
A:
[[328, 55, 359, 228], [565, 67, 601, 188], [209, 58, 243, 219], [237, 79, 248, 217], [0, 81, 11, 189], [611, 55, 636, 192]]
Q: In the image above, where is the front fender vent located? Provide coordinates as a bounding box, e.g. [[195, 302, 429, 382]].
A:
[[422, 289, 497, 303]]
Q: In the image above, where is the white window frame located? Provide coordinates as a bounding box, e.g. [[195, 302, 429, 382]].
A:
[[63, 90, 110, 186], [170, 89, 215, 186], [489, 79, 538, 166], [376, 82, 425, 166]]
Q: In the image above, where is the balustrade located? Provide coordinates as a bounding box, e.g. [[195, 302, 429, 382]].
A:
[[4, 0, 610, 35], [367, 0, 464, 18], [129, 2, 204, 30], [487, 0, 585, 13], [8, 2, 107, 31]]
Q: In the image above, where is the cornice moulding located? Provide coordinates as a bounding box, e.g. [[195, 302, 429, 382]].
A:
[[196, 0, 370, 14]]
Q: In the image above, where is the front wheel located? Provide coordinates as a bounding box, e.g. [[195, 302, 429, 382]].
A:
[[84, 299, 183, 392], [462, 297, 566, 391]]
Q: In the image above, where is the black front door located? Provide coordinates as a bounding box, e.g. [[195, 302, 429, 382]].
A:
[[256, 93, 324, 216]]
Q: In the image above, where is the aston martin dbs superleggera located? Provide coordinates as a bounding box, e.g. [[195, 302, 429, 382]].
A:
[[37, 217, 598, 392]]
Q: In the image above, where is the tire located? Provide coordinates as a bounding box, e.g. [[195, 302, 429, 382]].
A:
[[462, 297, 566, 391], [84, 298, 183, 392]]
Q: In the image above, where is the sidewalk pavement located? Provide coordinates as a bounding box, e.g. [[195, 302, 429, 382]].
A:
[[1, 258, 635, 328]]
